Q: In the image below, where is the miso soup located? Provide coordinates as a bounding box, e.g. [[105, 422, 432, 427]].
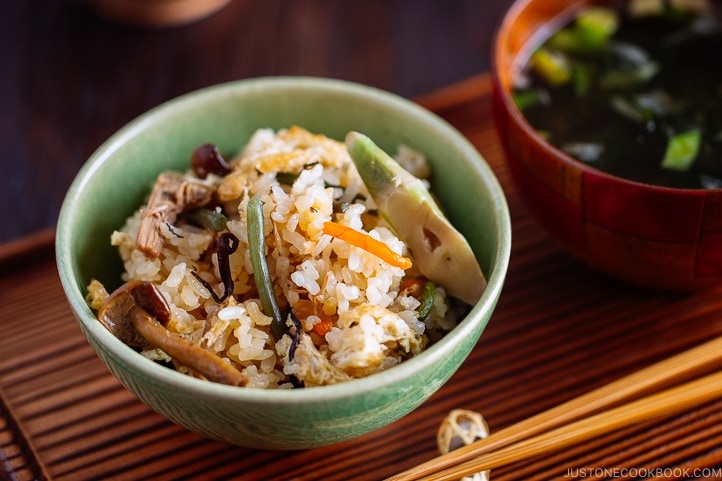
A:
[[513, 0, 722, 189]]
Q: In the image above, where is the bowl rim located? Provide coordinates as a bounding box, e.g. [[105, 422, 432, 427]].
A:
[[491, 0, 722, 195], [56, 75, 512, 404]]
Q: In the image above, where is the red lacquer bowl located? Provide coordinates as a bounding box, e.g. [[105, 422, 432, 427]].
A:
[[491, 0, 722, 290]]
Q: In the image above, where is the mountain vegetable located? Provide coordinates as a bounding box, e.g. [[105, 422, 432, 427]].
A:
[[345, 131, 486, 305]]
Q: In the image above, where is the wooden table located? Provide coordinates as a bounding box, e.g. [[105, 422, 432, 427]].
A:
[[3, 74, 722, 480]]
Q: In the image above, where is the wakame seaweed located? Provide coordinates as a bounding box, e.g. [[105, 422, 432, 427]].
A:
[[513, 1, 722, 189]]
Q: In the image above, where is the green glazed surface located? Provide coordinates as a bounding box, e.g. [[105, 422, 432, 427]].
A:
[[56, 77, 511, 449]]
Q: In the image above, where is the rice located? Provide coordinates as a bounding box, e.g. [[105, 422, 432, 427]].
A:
[[90, 126, 467, 388]]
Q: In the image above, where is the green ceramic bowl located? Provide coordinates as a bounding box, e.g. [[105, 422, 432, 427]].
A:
[[56, 77, 511, 450]]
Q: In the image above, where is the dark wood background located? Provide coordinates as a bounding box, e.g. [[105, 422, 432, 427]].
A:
[[0, 0, 514, 244]]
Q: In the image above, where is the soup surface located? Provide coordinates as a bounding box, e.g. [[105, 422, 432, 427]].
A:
[[513, 0, 722, 189]]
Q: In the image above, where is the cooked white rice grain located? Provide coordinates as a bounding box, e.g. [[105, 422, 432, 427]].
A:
[[99, 126, 465, 389]]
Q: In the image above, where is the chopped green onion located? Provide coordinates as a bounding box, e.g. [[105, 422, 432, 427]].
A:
[[547, 7, 618, 53], [547, 29, 583, 52], [661, 129, 701, 171], [530, 48, 572, 86], [575, 7, 619, 50], [513, 89, 543, 111], [247, 196, 286, 341]]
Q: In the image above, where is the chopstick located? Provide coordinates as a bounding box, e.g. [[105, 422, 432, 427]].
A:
[[386, 335, 722, 481], [411, 370, 722, 481]]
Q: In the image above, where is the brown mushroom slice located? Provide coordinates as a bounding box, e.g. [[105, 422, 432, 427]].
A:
[[97, 281, 154, 349], [98, 280, 247, 387], [130, 307, 247, 386]]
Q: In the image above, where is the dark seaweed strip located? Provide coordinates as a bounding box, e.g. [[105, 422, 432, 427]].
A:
[[190, 232, 238, 304], [288, 312, 301, 361]]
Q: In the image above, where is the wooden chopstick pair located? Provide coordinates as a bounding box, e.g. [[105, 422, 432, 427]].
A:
[[387, 335, 722, 481]]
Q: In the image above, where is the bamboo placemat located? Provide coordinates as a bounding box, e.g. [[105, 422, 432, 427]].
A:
[[2, 74, 722, 481]]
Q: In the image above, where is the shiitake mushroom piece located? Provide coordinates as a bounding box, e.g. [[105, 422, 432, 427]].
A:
[[97, 280, 247, 387]]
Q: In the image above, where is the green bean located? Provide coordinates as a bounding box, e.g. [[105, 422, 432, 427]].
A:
[[247, 196, 286, 341], [418, 280, 436, 320], [185, 208, 228, 232]]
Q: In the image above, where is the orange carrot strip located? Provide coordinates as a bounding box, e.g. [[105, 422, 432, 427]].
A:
[[323, 221, 412, 270]]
